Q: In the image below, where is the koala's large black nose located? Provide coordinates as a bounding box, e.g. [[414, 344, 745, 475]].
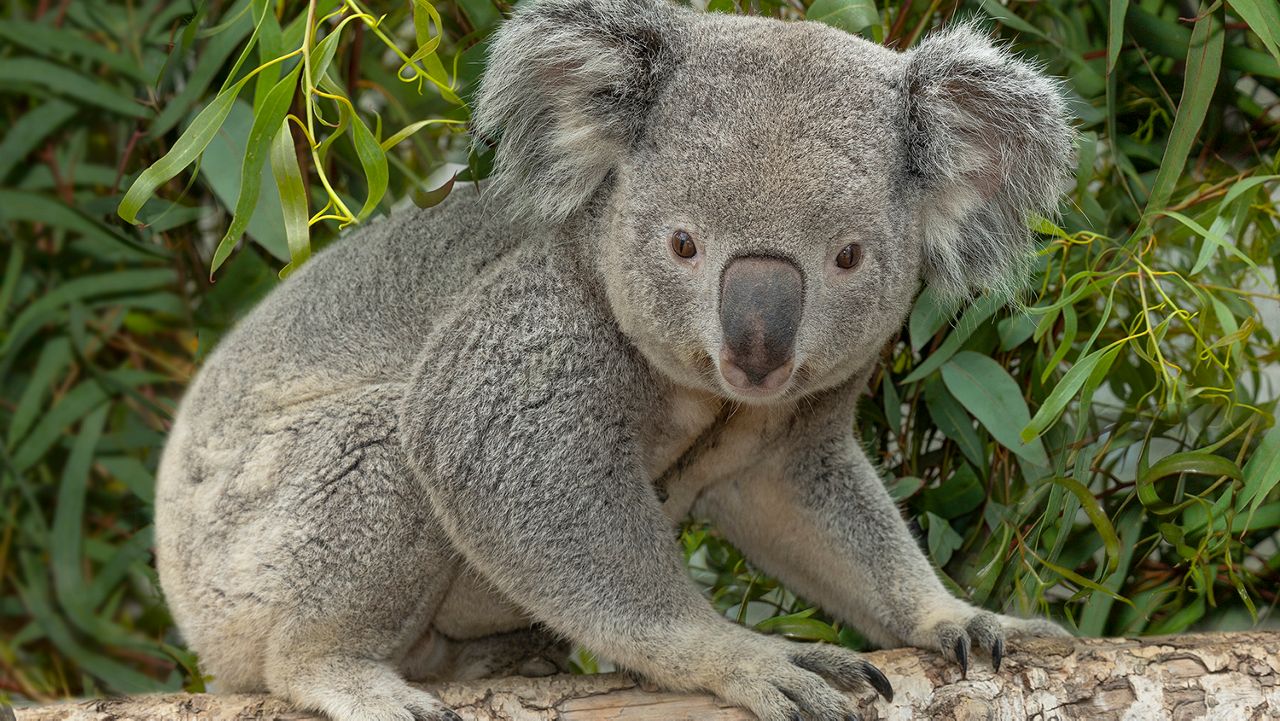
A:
[[718, 256, 803, 392]]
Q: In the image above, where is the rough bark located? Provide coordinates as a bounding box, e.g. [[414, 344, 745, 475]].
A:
[[11, 632, 1279, 721]]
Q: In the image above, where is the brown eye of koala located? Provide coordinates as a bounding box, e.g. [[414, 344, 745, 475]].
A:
[[835, 243, 863, 270], [670, 229, 698, 259]]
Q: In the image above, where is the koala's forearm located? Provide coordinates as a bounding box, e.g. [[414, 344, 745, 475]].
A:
[[695, 431, 963, 648]]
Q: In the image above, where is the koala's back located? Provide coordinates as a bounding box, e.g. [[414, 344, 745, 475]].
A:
[[207, 188, 525, 390], [160, 187, 528, 497]]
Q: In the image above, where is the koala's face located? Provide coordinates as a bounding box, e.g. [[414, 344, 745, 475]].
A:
[[475, 1, 1075, 404], [600, 16, 924, 401]]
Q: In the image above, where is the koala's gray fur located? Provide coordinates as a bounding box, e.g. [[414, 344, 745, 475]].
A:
[[155, 2, 1075, 720]]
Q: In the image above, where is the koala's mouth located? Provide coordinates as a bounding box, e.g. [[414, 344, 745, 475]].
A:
[[718, 348, 795, 396]]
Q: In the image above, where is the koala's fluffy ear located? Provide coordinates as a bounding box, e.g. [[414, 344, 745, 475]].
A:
[[904, 23, 1075, 302], [472, 0, 682, 222]]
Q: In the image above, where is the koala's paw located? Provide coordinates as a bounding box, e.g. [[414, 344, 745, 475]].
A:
[[292, 678, 461, 721], [336, 691, 461, 721], [915, 608, 1071, 677], [710, 639, 893, 721]]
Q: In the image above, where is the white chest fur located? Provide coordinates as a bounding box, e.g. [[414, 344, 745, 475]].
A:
[[642, 385, 792, 522]]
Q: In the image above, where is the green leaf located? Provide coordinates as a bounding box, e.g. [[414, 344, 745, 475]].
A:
[[922, 464, 985, 519], [308, 12, 370, 86], [84, 528, 155, 609], [1040, 305, 1078, 383], [755, 609, 841, 643], [272, 121, 311, 277], [1140, 9, 1223, 223], [1045, 476, 1120, 576], [1136, 452, 1243, 514], [404, 0, 463, 105], [8, 371, 165, 473], [1107, 0, 1130, 73], [0, 20, 148, 81], [1159, 209, 1256, 274], [903, 294, 1004, 383], [1078, 509, 1143, 635], [1031, 551, 1133, 606], [412, 172, 456, 209], [98, 456, 156, 505], [1023, 344, 1121, 442], [149, 0, 256, 137], [941, 351, 1049, 468], [198, 100, 290, 261], [975, 0, 1047, 39], [1229, 0, 1280, 64], [118, 81, 244, 224], [908, 286, 950, 351], [1146, 596, 1205, 634], [51, 405, 109, 619], [14, 554, 165, 694], [883, 372, 902, 431], [924, 379, 986, 470], [457, 0, 502, 32], [807, 0, 879, 35], [924, 512, 963, 566], [0, 191, 158, 260], [0, 240, 22, 319], [349, 111, 389, 222], [1237, 425, 1280, 514], [380, 118, 465, 152], [0, 268, 176, 360], [0, 99, 77, 181], [0, 59, 148, 118], [6, 337, 72, 448], [210, 63, 302, 274], [1220, 174, 1279, 207], [888, 475, 924, 501], [997, 314, 1036, 351]]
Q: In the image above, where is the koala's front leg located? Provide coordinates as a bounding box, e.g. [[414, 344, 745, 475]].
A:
[[400, 298, 892, 721], [696, 400, 1068, 675]]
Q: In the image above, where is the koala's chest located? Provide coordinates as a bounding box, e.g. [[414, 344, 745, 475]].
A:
[[641, 392, 789, 521]]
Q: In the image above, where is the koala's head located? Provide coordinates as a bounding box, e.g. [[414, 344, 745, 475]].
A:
[[473, 0, 1074, 404]]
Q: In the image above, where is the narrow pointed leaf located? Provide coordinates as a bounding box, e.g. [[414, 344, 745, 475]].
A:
[[211, 63, 302, 274]]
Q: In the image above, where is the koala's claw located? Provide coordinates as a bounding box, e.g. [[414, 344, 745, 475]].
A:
[[408, 703, 462, 721], [712, 639, 893, 721], [863, 663, 894, 703], [953, 636, 969, 678], [924, 610, 1068, 678], [789, 643, 894, 702]]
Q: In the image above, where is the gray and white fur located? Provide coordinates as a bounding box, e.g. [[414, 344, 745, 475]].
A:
[[155, 2, 1075, 719]]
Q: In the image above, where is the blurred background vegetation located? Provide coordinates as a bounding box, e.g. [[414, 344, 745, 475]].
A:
[[2, 0, 1279, 704]]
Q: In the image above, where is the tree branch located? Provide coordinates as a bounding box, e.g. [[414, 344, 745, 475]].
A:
[[13, 632, 1280, 720]]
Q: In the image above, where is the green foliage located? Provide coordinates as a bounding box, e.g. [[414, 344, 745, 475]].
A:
[[1, 0, 1278, 703]]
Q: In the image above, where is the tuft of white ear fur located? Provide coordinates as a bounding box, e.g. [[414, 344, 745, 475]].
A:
[[472, 0, 683, 223], [904, 22, 1075, 303]]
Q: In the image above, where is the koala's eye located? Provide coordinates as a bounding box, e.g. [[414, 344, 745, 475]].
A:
[[670, 229, 698, 259], [835, 243, 863, 270]]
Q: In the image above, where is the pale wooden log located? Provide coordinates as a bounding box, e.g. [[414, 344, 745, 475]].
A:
[[11, 632, 1280, 721]]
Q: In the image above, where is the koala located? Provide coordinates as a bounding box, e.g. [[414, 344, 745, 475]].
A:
[[153, 1, 1075, 720]]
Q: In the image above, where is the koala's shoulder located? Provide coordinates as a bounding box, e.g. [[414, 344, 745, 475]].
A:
[[420, 242, 648, 393], [402, 241, 659, 472]]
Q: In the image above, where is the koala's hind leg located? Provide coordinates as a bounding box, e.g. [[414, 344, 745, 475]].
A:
[[400, 627, 572, 683], [241, 385, 462, 721]]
